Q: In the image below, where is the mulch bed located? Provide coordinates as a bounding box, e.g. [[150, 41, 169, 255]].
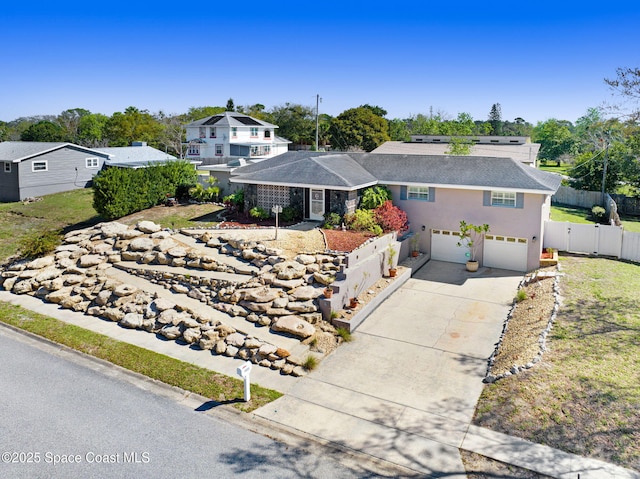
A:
[[322, 229, 376, 252]]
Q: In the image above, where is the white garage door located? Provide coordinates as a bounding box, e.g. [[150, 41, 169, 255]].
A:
[[431, 228, 469, 264], [483, 234, 528, 272]]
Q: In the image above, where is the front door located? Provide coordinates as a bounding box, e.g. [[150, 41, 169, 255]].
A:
[[309, 189, 325, 221]]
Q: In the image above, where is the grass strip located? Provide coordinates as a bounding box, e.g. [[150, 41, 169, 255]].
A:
[[0, 301, 281, 412]]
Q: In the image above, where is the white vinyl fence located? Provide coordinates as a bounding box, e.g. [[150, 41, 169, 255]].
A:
[[544, 221, 640, 263]]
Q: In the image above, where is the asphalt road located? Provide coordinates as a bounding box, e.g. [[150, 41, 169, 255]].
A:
[[0, 327, 375, 479]]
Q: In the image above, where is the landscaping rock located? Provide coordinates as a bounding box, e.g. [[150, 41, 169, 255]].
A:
[[271, 315, 315, 339]]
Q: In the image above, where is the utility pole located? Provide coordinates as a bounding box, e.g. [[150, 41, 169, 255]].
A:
[[315, 94, 322, 151], [600, 133, 610, 207]]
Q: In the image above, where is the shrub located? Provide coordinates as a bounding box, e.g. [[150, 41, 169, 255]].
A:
[[92, 161, 196, 220], [19, 229, 62, 259], [373, 200, 408, 233], [281, 205, 301, 222], [335, 327, 352, 342], [591, 205, 607, 223], [223, 190, 244, 213], [303, 355, 318, 371], [323, 212, 342, 229], [515, 288, 528, 302], [360, 185, 391, 209], [249, 206, 269, 220], [344, 209, 383, 235], [189, 177, 220, 202]]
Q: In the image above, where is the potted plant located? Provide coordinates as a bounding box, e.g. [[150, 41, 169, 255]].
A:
[[323, 276, 335, 298], [456, 220, 490, 272], [387, 244, 398, 277], [410, 233, 420, 257], [349, 272, 369, 308]]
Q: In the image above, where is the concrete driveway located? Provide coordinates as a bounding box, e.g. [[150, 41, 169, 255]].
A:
[[255, 260, 524, 477]]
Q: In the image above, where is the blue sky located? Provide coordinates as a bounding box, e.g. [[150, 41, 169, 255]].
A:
[[2, 1, 640, 125]]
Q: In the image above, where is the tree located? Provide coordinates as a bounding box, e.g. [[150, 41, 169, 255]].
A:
[[21, 120, 68, 142], [186, 106, 226, 121], [105, 107, 163, 147], [532, 119, 575, 165], [329, 107, 390, 152], [488, 103, 503, 135], [77, 113, 109, 147], [360, 104, 387, 118], [225, 98, 235, 112], [265, 103, 315, 146], [156, 111, 187, 158], [57, 108, 91, 143], [388, 118, 410, 141], [604, 67, 640, 120]]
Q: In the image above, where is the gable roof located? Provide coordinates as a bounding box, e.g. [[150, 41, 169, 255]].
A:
[[352, 153, 561, 194], [185, 112, 278, 129], [0, 141, 112, 163], [372, 141, 541, 164], [98, 146, 177, 168], [231, 152, 378, 190], [231, 151, 562, 195]]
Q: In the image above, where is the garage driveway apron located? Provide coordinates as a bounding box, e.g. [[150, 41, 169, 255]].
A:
[[254, 260, 524, 477]]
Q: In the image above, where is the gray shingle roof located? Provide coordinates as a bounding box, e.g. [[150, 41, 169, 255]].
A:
[[98, 146, 176, 164], [232, 153, 378, 190], [231, 151, 562, 194], [185, 112, 278, 129], [0, 141, 111, 162], [352, 153, 562, 193]]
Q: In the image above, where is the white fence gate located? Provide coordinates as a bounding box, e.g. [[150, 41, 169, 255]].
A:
[[544, 221, 640, 263]]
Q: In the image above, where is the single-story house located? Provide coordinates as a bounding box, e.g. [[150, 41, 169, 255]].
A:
[[0, 141, 112, 202], [230, 151, 562, 272], [97, 142, 187, 168], [373, 135, 541, 166]]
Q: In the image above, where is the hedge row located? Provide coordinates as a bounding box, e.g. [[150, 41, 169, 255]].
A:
[[92, 161, 197, 220]]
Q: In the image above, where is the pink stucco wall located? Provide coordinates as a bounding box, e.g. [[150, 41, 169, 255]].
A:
[[390, 186, 549, 271]]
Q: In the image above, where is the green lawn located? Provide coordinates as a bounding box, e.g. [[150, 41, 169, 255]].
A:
[[0, 188, 280, 411], [474, 255, 640, 468], [551, 204, 640, 233], [538, 163, 571, 176]]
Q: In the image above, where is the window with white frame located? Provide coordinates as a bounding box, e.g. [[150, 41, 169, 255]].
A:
[[215, 144, 223, 156], [86, 157, 99, 168], [32, 160, 48, 172], [407, 186, 429, 201], [199, 127, 206, 138], [491, 191, 516, 207], [250, 127, 258, 137], [264, 129, 271, 139], [231, 127, 237, 138], [3, 162, 11, 173], [188, 144, 200, 156], [209, 127, 216, 138]]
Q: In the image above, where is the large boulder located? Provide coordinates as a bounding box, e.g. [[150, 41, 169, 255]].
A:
[[289, 285, 323, 301], [271, 315, 315, 339], [120, 313, 143, 329], [272, 261, 307, 280], [136, 221, 162, 234], [129, 237, 155, 252]]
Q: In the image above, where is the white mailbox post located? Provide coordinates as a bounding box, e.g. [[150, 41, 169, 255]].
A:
[[272, 205, 283, 240], [236, 361, 252, 402]]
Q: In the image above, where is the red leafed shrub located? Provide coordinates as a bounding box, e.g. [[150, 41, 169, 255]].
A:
[[374, 200, 408, 233]]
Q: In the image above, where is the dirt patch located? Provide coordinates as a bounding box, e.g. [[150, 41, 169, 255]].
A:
[[489, 269, 557, 376], [461, 450, 553, 478]]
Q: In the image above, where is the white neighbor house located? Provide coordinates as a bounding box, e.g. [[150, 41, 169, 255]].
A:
[[184, 112, 290, 165]]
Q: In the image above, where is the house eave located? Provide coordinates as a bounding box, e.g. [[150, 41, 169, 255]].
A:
[[230, 177, 378, 191], [381, 181, 556, 195]]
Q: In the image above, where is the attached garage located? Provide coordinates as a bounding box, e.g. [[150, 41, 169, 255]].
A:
[[430, 228, 469, 263], [483, 234, 528, 272]]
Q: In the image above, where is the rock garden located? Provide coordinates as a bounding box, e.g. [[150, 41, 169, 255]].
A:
[[0, 220, 363, 377]]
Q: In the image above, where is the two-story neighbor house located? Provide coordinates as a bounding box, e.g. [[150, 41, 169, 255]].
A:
[[0, 142, 112, 202], [184, 112, 290, 166]]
